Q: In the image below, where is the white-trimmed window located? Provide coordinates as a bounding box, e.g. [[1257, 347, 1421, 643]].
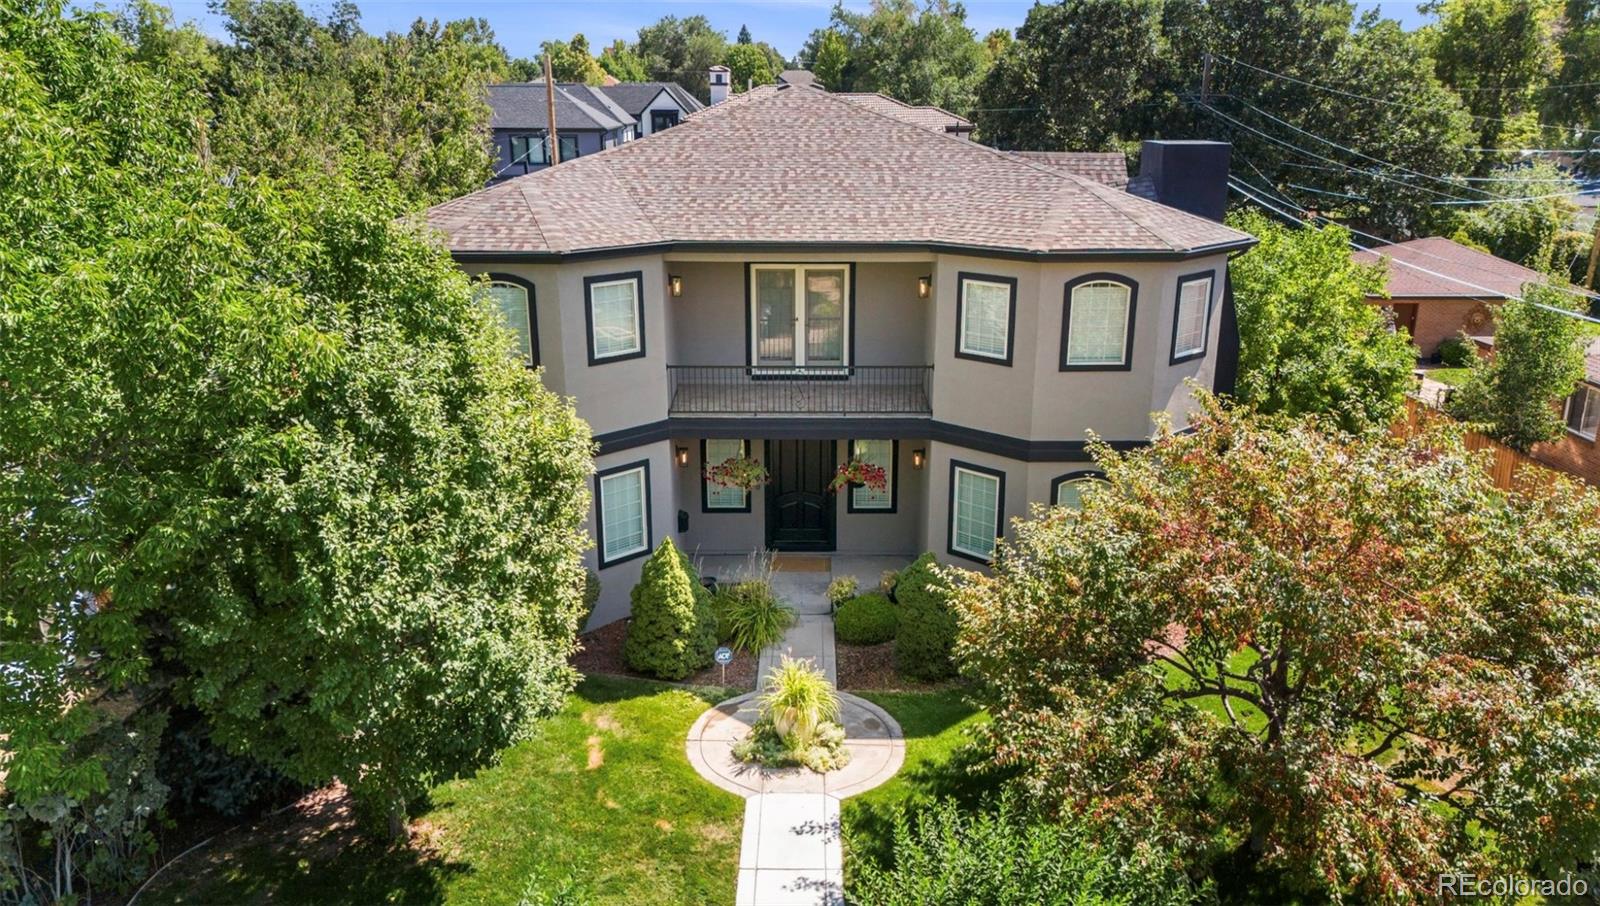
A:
[[849, 439, 895, 512], [1052, 472, 1108, 511], [956, 274, 1016, 364], [1566, 385, 1600, 440], [1171, 274, 1212, 362], [949, 462, 1004, 561], [586, 273, 644, 363], [703, 439, 748, 511], [1063, 277, 1135, 368], [750, 265, 849, 368], [597, 462, 650, 566], [481, 278, 535, 366]]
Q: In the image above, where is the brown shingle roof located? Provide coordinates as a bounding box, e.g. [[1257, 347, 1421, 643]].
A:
[[834, 93, 970, 134], [426, 86, 1253, 258], [1010, 151, 1128, 189], [1352, 236, 1547, 299]]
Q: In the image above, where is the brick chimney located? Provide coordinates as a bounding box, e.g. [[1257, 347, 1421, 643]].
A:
[[708, 65, 731, 105]]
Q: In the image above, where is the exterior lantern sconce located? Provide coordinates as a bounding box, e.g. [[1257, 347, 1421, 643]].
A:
[[669, 275, 684, 298], [676, 446, 690, 466], [917, 275, 932, 299], [911, 448, 925, 470]]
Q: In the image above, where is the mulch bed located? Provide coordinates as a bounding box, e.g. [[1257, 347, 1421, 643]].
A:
[[571, 619, 759, 691], [836, 640, 960, 693]]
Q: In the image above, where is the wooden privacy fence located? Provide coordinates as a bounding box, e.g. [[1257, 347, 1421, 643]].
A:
[[1395, 396, 1567, 491]]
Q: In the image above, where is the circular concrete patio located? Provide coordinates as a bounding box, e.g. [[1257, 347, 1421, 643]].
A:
[[685, 691, 906, 798]]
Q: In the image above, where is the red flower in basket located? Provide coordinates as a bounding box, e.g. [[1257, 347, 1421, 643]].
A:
[[703, 456, 770, 490], [828, 459, 888, 493]]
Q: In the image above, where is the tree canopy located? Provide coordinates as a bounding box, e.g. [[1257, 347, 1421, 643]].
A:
[[1448, 285, 1588, 450], [817, 0, 990, 111]]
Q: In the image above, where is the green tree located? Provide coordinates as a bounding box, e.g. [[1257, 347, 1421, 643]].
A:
[[828, 0, 990, 111], [949, 398, 1600, 901], [1449, 160, 1585, 274], [635, 14, 728, 101], [1228, 211, 1416, 432], [1427, 0, 1565, 160], [1447, 286, 1587, 450], [623, 539, 717, 680], [598, 38, 649, 82], [540, 33, 606, 84], [1, 1, 593, 852], [809, 27, 850, 90], [723, 42, 775, 92], [1544, 0, 1600, 143], [737, 23, 752, 44]]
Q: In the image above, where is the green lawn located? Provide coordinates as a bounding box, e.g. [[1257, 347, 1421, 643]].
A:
[[145, 676, 745, 906], [1427, 366, 1474, 387]]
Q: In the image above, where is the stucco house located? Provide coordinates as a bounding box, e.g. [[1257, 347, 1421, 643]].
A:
[[425, 85, 1255, 627]]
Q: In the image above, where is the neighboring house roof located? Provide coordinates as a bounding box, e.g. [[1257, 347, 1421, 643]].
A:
[[595, 82, 705, 117], [777, 69, 819, 88], [1010, 151, 1128, 189], [1352, 236, 1547, 299], [426, 85, 1254, 258], [834, 93, 971, 134], [487, 82, 630, 132]]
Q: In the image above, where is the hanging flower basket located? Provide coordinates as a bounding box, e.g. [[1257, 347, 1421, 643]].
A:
[[828, 458, 887, 493], [704, 456, 770, 490]]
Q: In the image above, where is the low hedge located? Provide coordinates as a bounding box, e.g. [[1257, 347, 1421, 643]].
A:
[[835, 593, 897, 645]]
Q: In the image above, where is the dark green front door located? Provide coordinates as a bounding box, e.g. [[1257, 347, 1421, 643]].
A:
[[765, 439, 836, 551]]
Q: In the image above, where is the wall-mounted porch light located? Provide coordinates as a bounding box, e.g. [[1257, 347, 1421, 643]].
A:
[[916, 275, 932, 299], [676, 445, 690, 466], [911, 448, 926, 470], [669, 275, 684, 298]]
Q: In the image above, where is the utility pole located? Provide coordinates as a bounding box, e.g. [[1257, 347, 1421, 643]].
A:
[[1586, 216, 1599, 293], [1201, 51, 1212, 103], [544, 53, 560, 166]]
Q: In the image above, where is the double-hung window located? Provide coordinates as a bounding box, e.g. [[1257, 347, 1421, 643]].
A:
[[1171, 273, 1213, 363], [480, 276, 537, 366], [585, 272, 645, 364], [1567, 384, 1600, 440], [848, 439, 896, 512], [1062, 276, 1136, 370], [949, 461, 1004, 562], [596, 461, 651, 566], [702, 439, 750, 511], [1051, 472, 1108, 512], [956, 273, 1016, 364]]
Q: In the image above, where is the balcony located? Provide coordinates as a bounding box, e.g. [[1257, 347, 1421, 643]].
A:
[[666, 365, 932, 416]]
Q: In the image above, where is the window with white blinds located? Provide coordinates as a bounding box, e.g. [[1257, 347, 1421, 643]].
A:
[[598, 465, 649, 564], [958, 277, 1014, 361], [483, 281, 535, 365], [850, 439, 894, 511], [1064, 280, 1133, 367], [1566, 385, 1600, 440], [950, 464, 1002, 560], [588, 276, 642, 360], [703, 439, 747, 510], [1053, 475, 1107, 511], [1172, 275, 1212, 360]]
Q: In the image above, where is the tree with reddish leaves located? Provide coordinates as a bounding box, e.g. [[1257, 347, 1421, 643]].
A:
[[948, 395, 1600, 902]]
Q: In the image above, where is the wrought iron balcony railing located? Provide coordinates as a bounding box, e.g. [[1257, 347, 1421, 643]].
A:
[[666, 365, 932, 416]]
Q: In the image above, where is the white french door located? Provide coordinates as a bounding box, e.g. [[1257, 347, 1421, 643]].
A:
[[751, 265, 849, 368]]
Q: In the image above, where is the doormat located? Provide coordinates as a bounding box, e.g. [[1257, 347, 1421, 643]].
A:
[[771, 555, 831, 573]]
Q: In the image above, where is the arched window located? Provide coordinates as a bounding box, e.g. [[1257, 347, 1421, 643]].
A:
[[1061, 275, 1137, 370], [481, 275, 537, 367], [1050, 470, 1108, 511]]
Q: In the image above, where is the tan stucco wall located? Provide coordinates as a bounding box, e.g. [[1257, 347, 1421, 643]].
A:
[[585, 441, 679, 629]]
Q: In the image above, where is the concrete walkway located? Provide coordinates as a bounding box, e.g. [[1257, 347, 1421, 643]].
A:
[[684, 557, 907, 906]]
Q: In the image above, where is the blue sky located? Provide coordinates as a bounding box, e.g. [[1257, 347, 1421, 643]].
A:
[[161, 0, 1434, 61]]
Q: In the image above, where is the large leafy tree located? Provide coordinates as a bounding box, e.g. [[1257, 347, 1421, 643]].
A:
[[598, 38, 648, 82], [1544, 0, 1600, 147], [1227, 211, 1415, 432], [1448, 286, 1588, 450], [826, 0, 989, 112], [634, 14, 727, 101], [949, 398, 1600, 901], [1427, 0, 1565, 161], [538, 33, 606, 84], [1449, 160, 1587, 274], [805, 27, 849, 90], [722, 42, 775, 92], [1, 1, 592, 848]]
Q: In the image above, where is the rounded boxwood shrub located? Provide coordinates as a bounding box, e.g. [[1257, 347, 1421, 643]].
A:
[[835, 593, 897, 645], [893, 553, 957, 680], [1438, 334, 1476, 368], [624, 538, 717, 680]]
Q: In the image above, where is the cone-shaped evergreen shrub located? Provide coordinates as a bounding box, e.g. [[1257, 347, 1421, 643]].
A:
[[893, 553, 957, 679], [623, 538, 717, 679]]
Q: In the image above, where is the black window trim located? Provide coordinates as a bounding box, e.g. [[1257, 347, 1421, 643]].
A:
[[508, 132, 547, 167], [700, 438, 752, 513], [947, 458, 1006, 564], [1060, 273, 1139, 372], [1049, 469, 1107, 508], [846, 439, 899, 514], [1169, 270, 1217, 366], [954, 272, 1018, 366], [584, 270, 647, 366], [594, 458, 653, 568], [483, 272, 539, 368]]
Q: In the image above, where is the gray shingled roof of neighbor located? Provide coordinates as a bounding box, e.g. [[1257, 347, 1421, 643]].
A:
[[597, 82, 705, 116], [1352, 236, 1548, 299], [427, 85, 1255, 259], [834, 92, 971, 133], [487, 82, 630, 131], [1010, 151, 1129, 189], [777, 69, 819, 88]]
